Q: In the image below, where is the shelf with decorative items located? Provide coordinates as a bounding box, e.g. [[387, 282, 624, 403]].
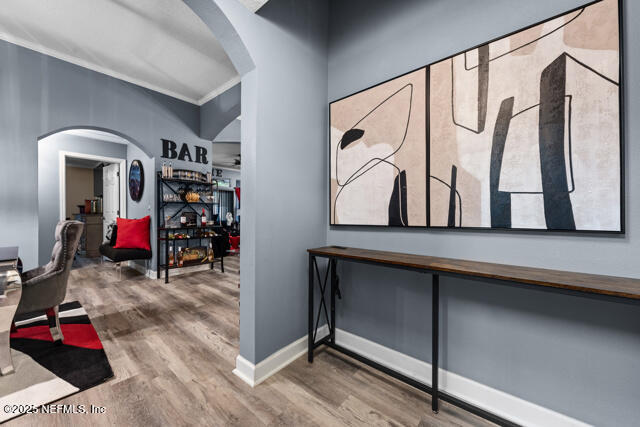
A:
[[157, 169, 228, 284]]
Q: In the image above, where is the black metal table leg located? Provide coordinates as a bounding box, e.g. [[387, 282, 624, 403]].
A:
[[330, 258, 337, 343], [164, 234, 169, 284], [308, 254, 314, 363], [432, 274, 440, 413]]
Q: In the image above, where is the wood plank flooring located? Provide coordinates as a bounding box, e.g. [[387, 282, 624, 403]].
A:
[[8, 256, 495, 426]]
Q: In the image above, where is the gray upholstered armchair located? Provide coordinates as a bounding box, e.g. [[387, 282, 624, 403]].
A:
[[15, 220, 84, 342]]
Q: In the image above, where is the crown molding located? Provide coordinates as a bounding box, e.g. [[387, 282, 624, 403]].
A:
[[0, 32, 238, 107], [197, 76, 242, 105]]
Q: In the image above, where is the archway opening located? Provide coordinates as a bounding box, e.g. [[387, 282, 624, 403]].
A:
[[37, 127, 154, 268]]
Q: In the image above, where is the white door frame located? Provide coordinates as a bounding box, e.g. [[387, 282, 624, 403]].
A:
[[59, 151, 127, 222]]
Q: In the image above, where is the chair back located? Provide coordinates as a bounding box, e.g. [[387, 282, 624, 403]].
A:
[[46, 220, 84, 290]]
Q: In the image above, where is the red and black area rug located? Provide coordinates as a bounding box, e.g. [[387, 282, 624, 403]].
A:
[[0, 301, 113, 422]]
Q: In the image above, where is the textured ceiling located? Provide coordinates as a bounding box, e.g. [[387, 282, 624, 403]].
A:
[[0, 0, 240, 105]]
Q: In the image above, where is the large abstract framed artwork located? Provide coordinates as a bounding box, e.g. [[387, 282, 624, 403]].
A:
[[330, 68, 427, 226], [329, 0, 623, 232], [429, 0, 622, 232]]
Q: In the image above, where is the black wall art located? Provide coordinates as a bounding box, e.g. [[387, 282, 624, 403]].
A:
[[329, 0, 623, 233], [129, 160, 144, 202]]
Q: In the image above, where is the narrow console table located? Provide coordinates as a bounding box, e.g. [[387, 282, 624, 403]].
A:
[[307, 246, 640, 426]]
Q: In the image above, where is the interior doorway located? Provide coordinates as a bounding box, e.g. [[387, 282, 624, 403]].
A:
[[212, 123, 241, 280], [61, 152, 126, 259], [102, 163, 120, 242]]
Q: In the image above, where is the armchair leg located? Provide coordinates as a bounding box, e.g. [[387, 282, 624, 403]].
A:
[[46, 306, 64, 343]]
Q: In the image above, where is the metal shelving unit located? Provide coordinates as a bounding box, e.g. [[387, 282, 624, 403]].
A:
[[156, 172, 225, 283]]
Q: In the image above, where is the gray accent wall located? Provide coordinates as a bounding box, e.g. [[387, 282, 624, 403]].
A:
[[327, 0, 638, 425], [126, 143, 156, 269], [200, 83, 241, 140], [0, 38, 211, 270], [187, 0, 329, 363], [213, 119, 240, 142]]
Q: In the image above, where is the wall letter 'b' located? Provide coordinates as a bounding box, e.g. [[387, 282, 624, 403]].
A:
[[162, 139, 177, 159]]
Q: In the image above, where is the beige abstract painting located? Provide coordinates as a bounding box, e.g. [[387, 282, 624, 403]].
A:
[[429, 0, 621, 231], [330, 68, 427, 226]]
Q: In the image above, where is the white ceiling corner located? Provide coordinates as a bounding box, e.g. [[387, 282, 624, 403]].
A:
[[0, 0, 239, 105], [198, 75, 242, 105]]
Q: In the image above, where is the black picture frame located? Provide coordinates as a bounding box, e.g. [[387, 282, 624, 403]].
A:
[[129, 160, 144, 202], [328, 0, 624, 234]]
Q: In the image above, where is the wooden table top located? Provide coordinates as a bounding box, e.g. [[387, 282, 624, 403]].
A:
[[308, 246, 640, 300]]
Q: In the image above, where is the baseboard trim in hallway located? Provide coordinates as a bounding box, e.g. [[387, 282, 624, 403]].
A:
[[234, 327, 590, 427], [233, 325, 330, 387]]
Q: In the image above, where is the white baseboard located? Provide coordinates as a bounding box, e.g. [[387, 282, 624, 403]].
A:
[[334, 329, 590, 427], [233, 325, 329, 387], [234, 327, 589, 427]]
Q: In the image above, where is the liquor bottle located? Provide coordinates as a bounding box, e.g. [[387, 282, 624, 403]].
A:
[[180, 213, 186, 225], [168, 245, 174, 266], [201, 208, 207, 227], [169, 162, 173, 178], [208, 242, 214, 262], [177, 248, 184, 267], [162, 162, 166, 178]]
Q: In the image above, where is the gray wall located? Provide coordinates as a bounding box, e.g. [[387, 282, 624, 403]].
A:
[[213, 119, 240, 142], [327, 0, 639, 425], [0, 38, 211, 270], [126, 142, 156, 269], [200, 83, 241, 140], [187, 0, 329, 363]]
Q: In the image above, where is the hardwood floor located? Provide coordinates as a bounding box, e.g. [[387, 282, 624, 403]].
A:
[[9, 256, 495, 426]]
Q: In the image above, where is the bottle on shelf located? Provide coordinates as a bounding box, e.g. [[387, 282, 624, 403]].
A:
[[177, 248, 184, 267], [180, 212, 186, 226], [162, 162, 167, 178], [168, 245, 174, 266], [169, 162, 173, 179], [201, 208, 207, 227], [208, 242, 214, 262]]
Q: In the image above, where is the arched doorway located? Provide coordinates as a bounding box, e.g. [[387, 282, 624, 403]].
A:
[[37, 127, 154, 266]]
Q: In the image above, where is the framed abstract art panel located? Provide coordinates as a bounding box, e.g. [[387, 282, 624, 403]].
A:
[[330, 68, 427, 226], [329, 0, 623, 233], [428, 0, 622, 232]]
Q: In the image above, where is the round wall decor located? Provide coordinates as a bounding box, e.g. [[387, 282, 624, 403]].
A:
[[129, 160, 144, 201]]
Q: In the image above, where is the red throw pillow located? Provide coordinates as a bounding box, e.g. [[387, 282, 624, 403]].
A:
[[114, 216, 151, 251]]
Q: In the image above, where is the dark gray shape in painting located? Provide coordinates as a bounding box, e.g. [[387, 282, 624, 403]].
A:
[[539, 54, 576, 230], [452, 44, 490, 134], [476, 44, 490, 133], [447, 165, 458, 227], [340, 129, 365, 149], [490, 97, 514, 229], [388, 170, 408, 226]]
